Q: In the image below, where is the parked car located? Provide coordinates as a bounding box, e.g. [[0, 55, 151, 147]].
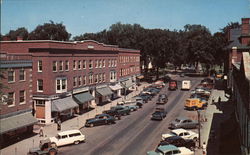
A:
[[28, 139, 58, 155], [137, 93, 152, 102], [156, 94, 168, 104], [158, 136, 196, 151], [170, 117, 199, 129], [123, 105, 139, 112], [162, 128, 198, 141], [117, 100, 143, 108], [147, 144, 194, 155], [151, 108, 167, 120], [103, 106, 130, 118], [169, 80, 178, 90], [49, 130, 85, 147], [85, 114, 116, 127]]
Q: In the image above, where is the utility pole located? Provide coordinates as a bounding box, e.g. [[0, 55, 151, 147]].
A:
[[197, 110, 201, 148]]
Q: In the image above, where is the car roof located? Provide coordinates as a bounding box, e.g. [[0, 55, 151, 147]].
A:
[[175, 116, 189, 121], [57, 130, 81, 135], [158, 145, 178, 152], [171, 128, 187, 134], [164, 135, 182, 141], [96, 113, 110, 117]]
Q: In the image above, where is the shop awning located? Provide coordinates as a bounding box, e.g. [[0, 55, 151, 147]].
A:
[[96, 87, 113, 96], [109, 84, 123, 91], [121, 79, 134, 88], [73, 92, 94, 104], [52, 96, 79, 112], [0, 112, 37, 134]]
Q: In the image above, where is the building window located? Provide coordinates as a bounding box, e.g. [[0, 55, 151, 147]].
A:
[[37, 79, 43, 92], [110, 71, 116, 82], [19, 90, 25, 104], [38, 60, 42, 72], [89, 74, 93, 84], [7, 92, 15, 106], [95, 74, 98, 83], [99, 60, 102, 68], [103, 73, 106, 82], [83, 60, 86, 69], [89, 60, 93, 69], [53, 61, 57, 72], [65, 60, 69, 71], [73, 60, 77, 70], [8, 70, 15, 83], [95, 60, 98, 68], [36, 100, 45, 106], [56, 78, 67, 93], [59, 61, 63, 71], [73, 77, 77, 87], [83, 76, 86, 85], [111, 60, 114, 67], [19, 69, 25, 81], [99, 73, 102, 83], [114, 60, 117, 67], [103, 59, 105, 67], [78, 76, 82, 86], [78, 60, 81, 70], [108, 60, 111, 67]]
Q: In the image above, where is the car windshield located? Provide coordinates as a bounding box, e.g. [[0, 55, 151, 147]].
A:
[[155, 148, 164, 154], [170, 132, 178, 136], [175, 119, 181, 122]]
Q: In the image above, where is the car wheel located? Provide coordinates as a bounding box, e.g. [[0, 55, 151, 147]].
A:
[[90, 123, 94, 127], [74, 141, 80, 145]]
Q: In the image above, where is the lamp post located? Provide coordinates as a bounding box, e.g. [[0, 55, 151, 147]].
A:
[[197, 110, 201, 148]]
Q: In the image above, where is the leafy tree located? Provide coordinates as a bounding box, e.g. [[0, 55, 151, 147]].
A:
[[29, 21, 71, 41], [3, 27, 29, 40]]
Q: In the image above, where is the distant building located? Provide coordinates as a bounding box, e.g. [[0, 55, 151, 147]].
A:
[[0, 39, 141, 124], [227, 18, 250, 155]]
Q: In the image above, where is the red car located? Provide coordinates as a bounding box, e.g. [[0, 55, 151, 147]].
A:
[[169, 80, 178, 90]]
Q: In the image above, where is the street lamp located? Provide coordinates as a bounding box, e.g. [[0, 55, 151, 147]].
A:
[[197, 110, 201, 148]]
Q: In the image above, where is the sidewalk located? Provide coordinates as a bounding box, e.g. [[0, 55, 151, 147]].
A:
[[0, 83, 149, 155]]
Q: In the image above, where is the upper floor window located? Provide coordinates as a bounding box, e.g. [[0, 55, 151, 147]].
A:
[[95, 74, 98, 83], [56, 78, 67, 93], [7, 92, 15, 106], [19, 90, 25, 104], [99, 73, 102, 83], [83, 60, 86, 69], [89, 60, 93, 69], [78, 60, 81, 70], [65, 60, 69, 71], [108, 60, 111, 67], [37, 79, 43, 92], [103, 59, 105, 67], [78, 76, 82, 86], [95, 60, 98, 68], [99, 60, 102, 68], [73, 60, 77, 70], [8, 70, 15, 83], [111, 60, 114, 67], [73, 77, 77, 87], [19, 69, 25, 81], [103, 73, 106, 82], [38, 60, 42, 72], [89, 74, 93, 84], [59, 61, 63, 71], [83, 76, 86, 85], [114, 60, 117, 67], [53, 61, 57, 72]]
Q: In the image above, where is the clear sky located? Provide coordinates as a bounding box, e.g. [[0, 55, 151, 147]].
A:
[[1, 0, 250, 38]]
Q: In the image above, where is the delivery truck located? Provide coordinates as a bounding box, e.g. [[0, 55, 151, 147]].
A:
[[181, 80, 191, 90]]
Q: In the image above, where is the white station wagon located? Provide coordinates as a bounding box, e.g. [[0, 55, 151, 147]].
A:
[[49, 129, 85, 147]]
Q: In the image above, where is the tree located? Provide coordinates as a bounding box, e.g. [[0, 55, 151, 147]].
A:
[[28, 21, 71, 41], [4, 27, 29, 40]]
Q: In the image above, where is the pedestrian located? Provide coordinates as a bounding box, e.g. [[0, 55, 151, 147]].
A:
[[218, 96, 221, 107], [212, 98, 215, 105], [39, 126, 44, 137], [57, 119, 61, 131], [202, 142, 207, 155]]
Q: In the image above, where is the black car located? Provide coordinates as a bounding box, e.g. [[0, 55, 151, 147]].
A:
[[103, 106, 130, 119], [137, 93, 152, 102], [85, 114, 115, 127], [151, 108, 167, 120], [158, 136, 196, 150]]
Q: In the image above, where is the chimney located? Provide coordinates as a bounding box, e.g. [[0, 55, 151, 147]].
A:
[[2, 36, 10, 41], [17, 36, 23, 41], [241, 18, 250, 35]]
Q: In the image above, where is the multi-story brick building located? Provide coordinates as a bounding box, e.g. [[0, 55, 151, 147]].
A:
[[0, 39, 140, 124], [227, 18, 250, 155], [0, 53, 37, 141]]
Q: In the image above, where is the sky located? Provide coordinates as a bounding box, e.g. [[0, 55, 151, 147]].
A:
[[1, 0, 250, 38]]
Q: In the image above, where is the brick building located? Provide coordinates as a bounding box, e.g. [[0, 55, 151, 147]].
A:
[[0, 39, 140, 124], [0, 53, 37, 141], [227, 18, 250, 155]]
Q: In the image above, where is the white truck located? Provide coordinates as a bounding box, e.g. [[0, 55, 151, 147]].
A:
[[181, 80, 191, 90]]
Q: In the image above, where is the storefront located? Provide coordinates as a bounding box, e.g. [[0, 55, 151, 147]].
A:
[[109, 83, 123, 100], [120, 78, 135, 95], [95, 85, 113, 105], [73, 91, 95, 113]]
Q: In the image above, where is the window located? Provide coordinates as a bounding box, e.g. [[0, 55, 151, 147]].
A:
[[19, 90, 25, 104], [56, 78, 67, 93], [83, 60, 86, 69], [73, 60, 77, 70], [59, 61, 63, 71], [78, 60, 81, 70], [7, 92, 15, 106], [95, 74, 98, 83], [99, 73, 102, 83], [8, 70, 15, 82], [95, 60, 98, 68], [78, 76, 82, 86], [89, 74, 93, 84], [111, 60, 114, 67], [114, 60, 117, 67], [83, 76, 86, 85], [73, 77, 77, 87], [19, 69, 25, 81], [108, 60, 111, 67], [61, 135, 68, 139], [53, 61, 57, 72], [65, 60, 69, 71], [89, 60, 93, 69], [36, 100, 45, 106], [99, 60, 102, 68], [103, 59, 105, 67], [37, 80, 43, 92], [102, 73, 105, 82], [38, 60, 42, 72], [69, 133, 81, 137]]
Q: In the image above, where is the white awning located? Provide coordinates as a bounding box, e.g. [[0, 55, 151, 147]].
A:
[[109, 84, 123, 91]]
